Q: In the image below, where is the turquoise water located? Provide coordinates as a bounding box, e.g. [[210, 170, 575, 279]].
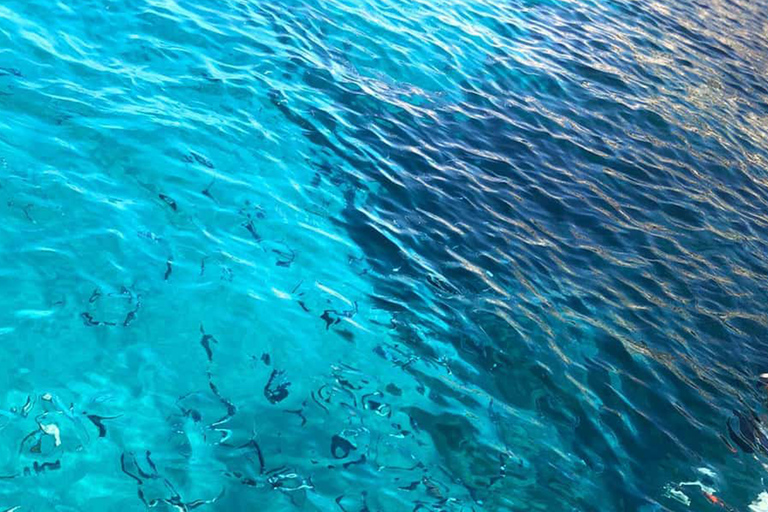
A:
[[2, 0, 768, 510]]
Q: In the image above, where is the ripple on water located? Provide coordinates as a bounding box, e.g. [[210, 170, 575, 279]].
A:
[[2, 0, 768, 510]]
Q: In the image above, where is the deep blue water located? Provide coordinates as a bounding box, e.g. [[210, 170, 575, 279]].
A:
[[2, 0, 768, 510]]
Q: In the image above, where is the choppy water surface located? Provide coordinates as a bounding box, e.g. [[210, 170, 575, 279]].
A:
[[2, 0, 768, 510]]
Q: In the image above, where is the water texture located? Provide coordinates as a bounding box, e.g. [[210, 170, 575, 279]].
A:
[[1, 0, 768, 510]]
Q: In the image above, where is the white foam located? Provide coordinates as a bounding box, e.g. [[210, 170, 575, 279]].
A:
[[750, 492, 768, 512]]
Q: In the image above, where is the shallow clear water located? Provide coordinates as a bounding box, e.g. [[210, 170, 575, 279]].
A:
[[2, 0, 768, 510]]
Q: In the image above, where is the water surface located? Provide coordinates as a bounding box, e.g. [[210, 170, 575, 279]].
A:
[[2, 0, 768, 510]]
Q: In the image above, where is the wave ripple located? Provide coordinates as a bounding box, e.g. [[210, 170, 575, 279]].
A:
[[2, 0, 768, 510]]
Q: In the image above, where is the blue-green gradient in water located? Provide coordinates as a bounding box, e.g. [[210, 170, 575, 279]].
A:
[[2, 0, 768, 510]]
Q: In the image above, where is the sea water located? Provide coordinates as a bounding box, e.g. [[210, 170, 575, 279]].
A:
[[2, 0, 768, 510]]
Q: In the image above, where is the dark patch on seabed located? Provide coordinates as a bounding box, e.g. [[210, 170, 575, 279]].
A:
[[261, 0, 768, 510]]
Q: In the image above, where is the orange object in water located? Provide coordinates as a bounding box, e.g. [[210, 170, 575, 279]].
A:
[[704, 493, 723, 505], [703, 492, 737, 511]]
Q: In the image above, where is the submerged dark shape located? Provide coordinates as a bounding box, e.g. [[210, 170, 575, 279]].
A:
[[176, 392, 206, 424], [181, 406, 202, 423], [238, 438, 266, 474], [0, 67, 22, 77], [164, 259, 173, 280], [385, 383, 403, 396], [264, 369, 291, 404], [336, 329, 354, 343], [207, 372, 237, 442], [320, 310, 338, 330], [283, 407, 308, 426], [199, 324, 218, 363], [121, 451, 222, 509], [190, 151, 214, 169], [362, 392, 391, 417], [334, 493, 371, 512], [239, 200, 265, 220], [6, 200, 34, 222], [19, 395, 34, 417], [261, 353, 271, 366], [80, 312, 99, 326], [335, 493, 371, 512], [727, 411, 768, 454], [272, 244, 296, 267], [81, 312, 116, 327], [158, 194, 178, 211], [320, 301, 358, 330], [342, 455, 366, 469], [242, 220, 261, 242], [225, 471, 258, 488], [311, 388, 329, 414], [336, 375, 364, 391], [123, 296, 141, 327], [19, 429, 41, 454], [120, 452, 146, 484], [330, 434, 356, 459], [4, 447, 60, 477], [202, 180, 215, 200], [84, 413, 120, 438], [88, 288, 102, 303], [207, 373, 237, 419], [25, 460, 61, 476]]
